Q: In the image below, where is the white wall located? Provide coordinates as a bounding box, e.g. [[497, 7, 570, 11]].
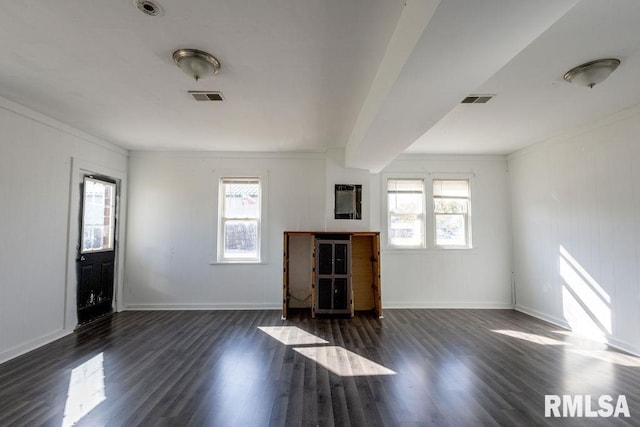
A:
[[124, 152, 327, 309], [509, 106, 640, 355], [0, 98, 128, 363], [125, 150, 512, 310], [288, 235, 313, 308], [378, 155, 513, 308], [325, 148, 372, 231]]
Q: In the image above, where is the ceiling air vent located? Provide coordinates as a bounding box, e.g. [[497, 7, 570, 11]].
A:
[[189, 91, 224, 102], [461, 94, 494, 104]]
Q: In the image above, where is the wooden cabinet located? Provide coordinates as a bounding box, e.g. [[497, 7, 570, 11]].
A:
[[315, 238, 351, 315], [282, 231, 382, 319]]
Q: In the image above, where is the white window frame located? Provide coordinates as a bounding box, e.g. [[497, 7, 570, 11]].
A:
[[81, 177, 117, 253], [433, 178, 472, 249], [213, 170, 269, 264], [382, 173, 473, 251], [383, 175, 427, 250]]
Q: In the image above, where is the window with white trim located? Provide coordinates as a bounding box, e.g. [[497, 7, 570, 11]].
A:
[[386, 178, 425, 248], [433, 179, 471, 248], [218, 177, 261, 262]]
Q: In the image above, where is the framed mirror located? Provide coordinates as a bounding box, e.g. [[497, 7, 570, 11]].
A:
[[334, 184, 362, 220]]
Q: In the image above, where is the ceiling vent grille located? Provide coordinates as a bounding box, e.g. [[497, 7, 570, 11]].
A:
[[189, 91, 224, 101], [461, 94, 494, 104]]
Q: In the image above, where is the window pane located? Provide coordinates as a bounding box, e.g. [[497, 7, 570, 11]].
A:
[[435, 214, 466, 246], [388, 193, 423, 214], [389, 213, 423, 247], [433, 180, 469, 197], [434, 198, 467, 214], [82, 178, 116, 253], [387, 179, 423, 192], [433, 179, 471, 247], [219, 176, 262, 262], [387, 178, 425, 248], [224, 220, 258, 258], [223, 180, 259, 218]]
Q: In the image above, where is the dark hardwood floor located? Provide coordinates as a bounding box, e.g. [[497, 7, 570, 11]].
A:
[[1, 309, 639, 426]]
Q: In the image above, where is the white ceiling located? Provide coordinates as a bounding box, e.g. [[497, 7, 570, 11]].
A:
[[406, 0, 640, 157], [1, 0, 639, 171]]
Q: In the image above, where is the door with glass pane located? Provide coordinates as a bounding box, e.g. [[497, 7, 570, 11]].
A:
[[315, 238, 351, 314], [77, 176, 117, 324]]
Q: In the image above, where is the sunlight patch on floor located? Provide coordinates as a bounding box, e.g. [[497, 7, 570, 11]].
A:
[[497, 329, 640, 368], [492, 329, 568, 346], [258, 326, 329, 345], [62, 352, 106, 427], [293, 346, 396, 377], [567, 349, 640, 367], [551, 329, 607, 346], [259, 326, 395, 376]]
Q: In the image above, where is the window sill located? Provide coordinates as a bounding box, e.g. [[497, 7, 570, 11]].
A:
[[383, 247, 476, 254], [210, 259, 267, 265]]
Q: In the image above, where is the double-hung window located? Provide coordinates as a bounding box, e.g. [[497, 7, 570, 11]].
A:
[[433, 179, 471, 247], [218, 177, 261, 262], [387, 179, 425, 248]]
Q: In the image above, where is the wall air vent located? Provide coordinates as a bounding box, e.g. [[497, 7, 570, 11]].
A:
[[461, 94, 494, 104], [189, 91, 224, 101]]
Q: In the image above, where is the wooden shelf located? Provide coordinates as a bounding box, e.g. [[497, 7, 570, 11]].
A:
[[282, 231, 382, 319]]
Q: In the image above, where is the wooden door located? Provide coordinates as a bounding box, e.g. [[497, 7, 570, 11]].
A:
[[77, 176, 117, 325]]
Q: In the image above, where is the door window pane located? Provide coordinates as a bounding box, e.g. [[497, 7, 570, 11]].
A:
[[82, 178, 116, 253]]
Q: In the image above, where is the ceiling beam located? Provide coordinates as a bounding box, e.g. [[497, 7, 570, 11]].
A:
[[345, 0, 580, 173], [345, 0, 440, 171]]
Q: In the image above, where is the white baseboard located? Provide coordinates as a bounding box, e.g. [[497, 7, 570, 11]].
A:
[[606, 336, 640, 357], [0, 329, 72, 365], [383, 301, 514, 309], [514, 304, 571, 329], [515, 304, 640, 357], [124, 303, 281, 311]]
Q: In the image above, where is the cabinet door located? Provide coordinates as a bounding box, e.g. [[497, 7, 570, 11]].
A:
[[333, 278, 348, 309], [334, 243, 349, 275], [318, 278, 333, 310], [315, 238, 351, 314], [317, 243, 334, 275]]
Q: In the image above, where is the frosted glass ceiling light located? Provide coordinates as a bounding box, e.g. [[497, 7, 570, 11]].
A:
[[563, 58, 620, 88], [172, 49, 221, 81]]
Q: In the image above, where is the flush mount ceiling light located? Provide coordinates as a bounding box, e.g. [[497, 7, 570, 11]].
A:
[[172, 49, 221, 81], [563, 58, 620, 88], [134, 0, 163, 16]]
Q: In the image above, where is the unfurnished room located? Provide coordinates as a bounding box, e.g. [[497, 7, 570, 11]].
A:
[[1, 0, 640, 425]]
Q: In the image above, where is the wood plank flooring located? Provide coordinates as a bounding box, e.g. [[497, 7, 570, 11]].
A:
[[1, 309, 639, 426]]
